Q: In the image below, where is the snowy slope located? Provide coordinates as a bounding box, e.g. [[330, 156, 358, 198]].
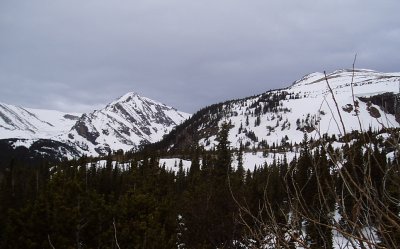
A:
[[0, 102, 80, 139], [222, 69, 399, 149], [1, 69, 398, 159], [0, 92, 190, 158], [160, 69, 400, 152], [62, 92, 190, 155], [217, 69, 400, 149]]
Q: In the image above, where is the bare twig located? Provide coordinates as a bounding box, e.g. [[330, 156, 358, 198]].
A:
[[48, 234, 56, 249], [324, 71, 347, 136], [350, 54, 364, 132], [113, 218, 121, 249]]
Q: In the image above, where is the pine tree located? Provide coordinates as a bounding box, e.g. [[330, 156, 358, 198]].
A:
[[176, 159, 186, 194], [215, 122, 232, 178]]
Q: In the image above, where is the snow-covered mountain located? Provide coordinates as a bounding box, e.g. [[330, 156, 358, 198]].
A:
[[0, 103, 80, 139], [62, 92, 190, 155], [0, 92, 190, 158], [154, 69, 400, 152], [2, 69, 399, 159]]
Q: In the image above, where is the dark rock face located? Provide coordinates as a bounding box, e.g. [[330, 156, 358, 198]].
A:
[[359, 93, 400, 123], [72, 115, 100, 145], [63, 114, 80, 120], [342, 104, 353, 113], [0, 110, 14, 127], [359, 93, 397, 115], [368, 106, 381, 119], [62, 92, 189, 156]]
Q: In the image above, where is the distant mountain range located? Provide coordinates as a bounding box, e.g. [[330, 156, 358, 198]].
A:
[[1, 69, 399, 160], [0, 92, 190, 159], [0, 103, 80, 139]]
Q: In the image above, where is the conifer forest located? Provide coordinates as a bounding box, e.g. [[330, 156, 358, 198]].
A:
[[1, 122, 399, 248]]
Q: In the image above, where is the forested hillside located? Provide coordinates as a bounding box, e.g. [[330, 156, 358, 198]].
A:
[[1, 124, 399, 248], [148, 69, 400, 155]]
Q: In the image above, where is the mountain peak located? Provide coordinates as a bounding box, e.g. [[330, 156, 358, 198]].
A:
[[114, 92, 140, 103], [291, 68, 388, 89], [154, 69, 400, 153], [67, 91, 191, 156], [292, 72, 324, 86], [121, 91, 139, 98], [330, 68, 378, 74], [106, 92, 149, 109]]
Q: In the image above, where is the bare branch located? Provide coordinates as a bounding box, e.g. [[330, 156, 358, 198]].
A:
[[48, 234, 56, 249], [113, 218, 121, 249]]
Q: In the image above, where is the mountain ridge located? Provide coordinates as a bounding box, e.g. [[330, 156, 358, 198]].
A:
[[0, 102, 81, 139], [62, 91, 190, 155], [1, 69, 399, 159], [147, 69, 400, 153], [0, 92, 190, 158]]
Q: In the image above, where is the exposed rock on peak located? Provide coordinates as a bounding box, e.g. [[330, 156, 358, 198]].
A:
[[64, 92, 190, 155], [0, 92, 190, 158]]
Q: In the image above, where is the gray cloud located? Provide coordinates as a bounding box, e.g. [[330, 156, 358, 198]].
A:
[[1, 0, 399, 113]]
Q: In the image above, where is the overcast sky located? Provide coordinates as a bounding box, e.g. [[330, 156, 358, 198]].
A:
[[1, 0, 399, 114]]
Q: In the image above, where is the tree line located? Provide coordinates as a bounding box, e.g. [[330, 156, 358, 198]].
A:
[[0, 125, 399, 248]]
